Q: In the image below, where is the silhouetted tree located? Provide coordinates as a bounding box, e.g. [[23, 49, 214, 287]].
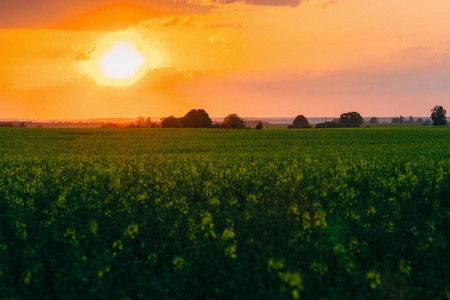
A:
[[368, 117, 379, 124], [183, 109, 212, 128], [132, 117, 159, 128], [144, 117, 159, 128], [212, 123, 227, 129], [255, 121, 263, 130], [223, 114, 245, 129], [415, 117, 423, 123], [288, 115, 311, 129], [179, 116, 194, 128], [339, 111, 363, 128], [101, 123, 120, 128], [408, 116, 415, 123], [135, 116, 145, 128], [315, 122, 341, 129], [430, 105, 447, 126], [161, 116, 182, 128], [391, 116, 405, 124]]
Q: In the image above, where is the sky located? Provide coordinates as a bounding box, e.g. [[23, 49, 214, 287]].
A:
[[1, 0, 450, 119]]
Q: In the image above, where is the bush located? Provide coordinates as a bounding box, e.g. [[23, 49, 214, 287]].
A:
[[161, 116, 182, 128], [288, 115, 311, 129], [223, 114, 246, 129], [315, 122, 341, 129], [255, 121, 263, 130]]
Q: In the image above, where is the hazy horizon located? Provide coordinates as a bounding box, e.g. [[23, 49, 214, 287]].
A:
[[0, 116, 432, 125]]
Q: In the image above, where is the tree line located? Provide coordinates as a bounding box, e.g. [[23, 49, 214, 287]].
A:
[[288, 105, 447, 129], [1, 105, 446, 129], [159, 110, 259, 129], [100, 105, 446, 129]]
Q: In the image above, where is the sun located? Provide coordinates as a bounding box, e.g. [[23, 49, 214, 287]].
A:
[[82, 32, 161, 87], [100, 41, 144, 80]]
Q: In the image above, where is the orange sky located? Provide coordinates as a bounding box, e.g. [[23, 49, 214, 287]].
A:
[[1, 0, 450, 119]]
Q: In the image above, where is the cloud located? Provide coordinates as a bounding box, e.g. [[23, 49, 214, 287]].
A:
[[223, 0, 302, 7], [189, 0, 302, 7], [208, 30, 239, 44], [75, 53, 91, 61], [0, 0, 303, 29], [135, 14, 244, 30], [317, 0, 345, 7], [210, 23, 244, 28], [137, 15, 205, 29], [0, 0, 191, 29], [58, 45, 97, 61]]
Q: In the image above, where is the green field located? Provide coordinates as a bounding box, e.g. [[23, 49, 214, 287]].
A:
[[0, 127, 449, 299]]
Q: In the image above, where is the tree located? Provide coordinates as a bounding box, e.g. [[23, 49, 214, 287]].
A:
[[255, 121, 263, 130], [183, 109, 212, 128], [288, 115, 311, 129], [135, 116, 145, 128], [391, 116, 405, 124], [415, 117, 423, 123], [430, 105, 447, 126], [161, 116, 182, 128], [315, 122, 341, 129], [223, 113, 246, 129], [339, 111, 363, 128], [101, 123, 120, 128], [408, 116, 415, 123], [368, 117, 379, 124], [144, 117, 159, 128], [212, 123, 227, 129], [179, 116, 194, 128]]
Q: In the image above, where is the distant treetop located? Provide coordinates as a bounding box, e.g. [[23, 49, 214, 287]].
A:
[[223, 113, 246, 129], [391, 116, 405, 124], [161, 109, 212, 128], [183, 109, 213, 128], [288, 115, 311, 129], [339, 111, 363, 128], [161, 116, 182, 128], [368, 117, 379, 124], [430, 105, 447, 126]]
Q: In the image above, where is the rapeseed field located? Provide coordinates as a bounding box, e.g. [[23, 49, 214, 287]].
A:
[[0, 127, 448, 299]]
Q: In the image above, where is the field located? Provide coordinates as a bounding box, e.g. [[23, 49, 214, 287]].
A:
[[0, 127, 449, 299]]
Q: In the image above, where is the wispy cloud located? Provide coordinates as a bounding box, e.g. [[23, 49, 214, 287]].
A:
[[0, 0, 305, 29]]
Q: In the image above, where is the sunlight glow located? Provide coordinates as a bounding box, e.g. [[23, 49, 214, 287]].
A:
[[82, 32, 161, 87], [100, 41, 144, 79]]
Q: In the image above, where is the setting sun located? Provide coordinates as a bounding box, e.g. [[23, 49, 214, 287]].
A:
[[100, 41, 144, 80], [82, 32, 161, 87]]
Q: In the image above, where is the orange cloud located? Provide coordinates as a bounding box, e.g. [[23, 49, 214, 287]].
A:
[[54, 2, 165, 31], [0, 0, 302, 30]]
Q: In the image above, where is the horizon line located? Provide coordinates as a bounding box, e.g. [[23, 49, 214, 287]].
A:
[[0, 116, 432, 122]]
